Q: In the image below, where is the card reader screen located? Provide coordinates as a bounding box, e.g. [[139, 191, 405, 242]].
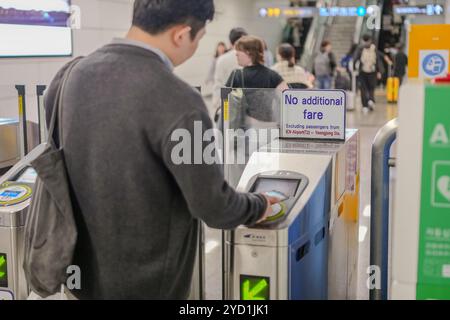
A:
[[252, 178, 300, 197]]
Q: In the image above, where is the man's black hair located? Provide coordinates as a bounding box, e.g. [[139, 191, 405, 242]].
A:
[[133, 0, 215, 39], [229, 28, 248, 46]]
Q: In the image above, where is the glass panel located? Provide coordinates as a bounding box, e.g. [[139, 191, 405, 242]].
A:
[[221, 88, 282, 188]]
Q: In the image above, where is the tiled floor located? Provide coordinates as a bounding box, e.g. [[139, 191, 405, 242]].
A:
[[202, 89, 398, 300]]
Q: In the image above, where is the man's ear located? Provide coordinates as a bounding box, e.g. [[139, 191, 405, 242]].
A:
[[172, 25, 192, 47]]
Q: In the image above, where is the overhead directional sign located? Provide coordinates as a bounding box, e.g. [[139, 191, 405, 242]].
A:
[[240, 275, 270, 300], [394, 5, 444, 16], [259, 6, 376, 18]]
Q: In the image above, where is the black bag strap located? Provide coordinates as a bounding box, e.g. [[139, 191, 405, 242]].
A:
[[47, 57, 83, 148], [229, 70, 237, 88], [230, 68, 245, 88]]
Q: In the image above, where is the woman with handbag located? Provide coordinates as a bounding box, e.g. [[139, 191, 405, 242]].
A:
[[225, 36, 288, 91], [224, 36, 288, 127]]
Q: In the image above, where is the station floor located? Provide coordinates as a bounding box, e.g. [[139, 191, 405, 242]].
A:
[[203, 89, 398, 300]]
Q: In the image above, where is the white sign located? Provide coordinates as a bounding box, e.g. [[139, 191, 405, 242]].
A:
[[432, 161, 450, 208], [281, 90, 346, 140], [419, 50, 449, 78]]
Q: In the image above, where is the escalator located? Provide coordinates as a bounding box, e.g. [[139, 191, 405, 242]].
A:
[[300, 0, 368, 71]]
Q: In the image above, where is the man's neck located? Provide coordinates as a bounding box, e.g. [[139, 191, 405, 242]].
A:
[[126, 26, 175, 65]]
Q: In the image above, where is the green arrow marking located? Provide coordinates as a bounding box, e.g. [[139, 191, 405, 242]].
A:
[[242, 279, 268, 300], [0, 256, 5, 278]]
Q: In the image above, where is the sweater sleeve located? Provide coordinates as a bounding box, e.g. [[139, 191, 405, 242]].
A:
[[159, 96, 267, 230]]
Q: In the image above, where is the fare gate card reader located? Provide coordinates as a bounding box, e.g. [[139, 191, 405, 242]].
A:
[[0, 139, 49, 301], [0, 168, 36, 207], [0, 165, 38, 300], [249, 172, 308, 226], [224, 129, 360, 300], [0, 86, 47, 300], [224, 152, 333, 300]]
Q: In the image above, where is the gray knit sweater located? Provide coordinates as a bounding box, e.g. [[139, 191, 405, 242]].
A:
[[44, 43, 266, 299]]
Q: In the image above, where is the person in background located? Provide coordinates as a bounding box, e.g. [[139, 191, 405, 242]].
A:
[[226, 36, 288, 90], [354, 34, 385, 112], [272, 43, 314, 88], [212, 27, 248, 111], [263, 40, 274, 68], [282, 18, 303, 61], [382, 44, 394, 87], [341, 43, 358, 85], [205, 42, 227, 86], [313, 40, 336, 89], [226, 36, 288, 131], [393, 43, 408, 85]]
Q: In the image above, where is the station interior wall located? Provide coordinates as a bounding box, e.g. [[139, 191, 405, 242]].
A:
[[0, 0, 448, 123], [0, 0, 287, 122]]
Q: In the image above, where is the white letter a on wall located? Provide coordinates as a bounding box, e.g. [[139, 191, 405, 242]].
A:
[[430, 124, 449, 146]]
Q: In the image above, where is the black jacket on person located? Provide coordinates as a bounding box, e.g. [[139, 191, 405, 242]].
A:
[[226, 64, 284, 89], [394, 52, 408, 78]]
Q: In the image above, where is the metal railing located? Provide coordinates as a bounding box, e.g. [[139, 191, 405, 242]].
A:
[[370, 118, 398, 300]]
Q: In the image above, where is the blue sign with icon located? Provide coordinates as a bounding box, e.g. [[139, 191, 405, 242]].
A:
[[422, 53, 447, 77]]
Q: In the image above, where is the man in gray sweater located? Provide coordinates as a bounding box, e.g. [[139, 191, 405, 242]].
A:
[[44, 0, 278, 299]]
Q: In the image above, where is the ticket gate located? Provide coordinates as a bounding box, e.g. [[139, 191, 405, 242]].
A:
[[224, 130, 360, 300], [0, 85, 46, 300], [0, 161, 40, 300]]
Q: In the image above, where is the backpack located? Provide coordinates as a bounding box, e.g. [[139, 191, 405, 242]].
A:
[[314, 52, 331, 77], [23, 57, 82, 298], [360, 45, 377, 73]]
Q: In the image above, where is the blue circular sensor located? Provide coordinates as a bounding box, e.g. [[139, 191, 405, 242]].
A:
[[422, 53, 446, 76], [357, 6, 366, 16]]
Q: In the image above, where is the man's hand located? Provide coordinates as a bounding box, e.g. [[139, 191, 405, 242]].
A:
[[257, 195, 283, 224], [377, 72, 382, 80]]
